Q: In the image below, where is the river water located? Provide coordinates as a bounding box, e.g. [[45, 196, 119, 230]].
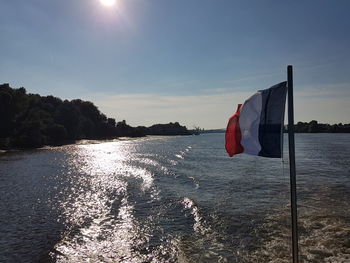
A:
[[0, 133, 349, 263]]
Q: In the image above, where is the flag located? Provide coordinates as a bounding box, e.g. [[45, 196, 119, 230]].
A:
[[225, 81, 287, 158]]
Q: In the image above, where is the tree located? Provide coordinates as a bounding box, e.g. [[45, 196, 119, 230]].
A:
[[0, 90, 15, 137], [54, 101, 80, 139], [308, 120, 318, 133]]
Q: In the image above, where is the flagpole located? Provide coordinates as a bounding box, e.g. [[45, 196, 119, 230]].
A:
[[287, 65, 299, 263]]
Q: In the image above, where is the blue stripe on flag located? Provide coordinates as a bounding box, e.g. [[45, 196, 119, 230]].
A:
[[258, 82, 287, 158]]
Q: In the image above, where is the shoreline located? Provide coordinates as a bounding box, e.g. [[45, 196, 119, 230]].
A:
[[0, 137, 143, 154], [0, 135, 195, 154]]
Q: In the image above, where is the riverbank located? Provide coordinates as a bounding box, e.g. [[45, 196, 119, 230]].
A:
[[0, 137, 139, 153], [0, 135, 196, 154]]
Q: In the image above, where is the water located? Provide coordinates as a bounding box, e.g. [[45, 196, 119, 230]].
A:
[[0, 134, 349, 263]]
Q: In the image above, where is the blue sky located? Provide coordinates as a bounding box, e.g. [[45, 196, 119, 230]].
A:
[[1, 0, 350, 128]]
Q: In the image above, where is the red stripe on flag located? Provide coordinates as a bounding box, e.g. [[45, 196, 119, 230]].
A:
[[225, 104, 244, 157]]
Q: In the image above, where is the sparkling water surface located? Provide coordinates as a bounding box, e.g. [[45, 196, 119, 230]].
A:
[[0, 134, 349, 262]]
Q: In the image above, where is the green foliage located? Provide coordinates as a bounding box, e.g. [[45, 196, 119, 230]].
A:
[[45, 124, 67, 144], [12, 120, 45, 148], [294, 121, 350, 133], [0, 83, 146, 149], [147, 122, 192, 135], [0, 86, 15, 137]]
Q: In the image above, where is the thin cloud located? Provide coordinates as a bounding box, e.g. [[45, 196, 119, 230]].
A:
[[84, 92, 251, 129]]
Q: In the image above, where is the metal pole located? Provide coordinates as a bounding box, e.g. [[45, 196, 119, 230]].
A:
[[287, 65, 299, 263]]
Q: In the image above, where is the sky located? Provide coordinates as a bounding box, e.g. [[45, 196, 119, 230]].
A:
[[1, 0, 350, 129]]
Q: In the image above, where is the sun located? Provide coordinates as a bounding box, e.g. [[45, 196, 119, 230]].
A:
[[99, 0, 116, 7]]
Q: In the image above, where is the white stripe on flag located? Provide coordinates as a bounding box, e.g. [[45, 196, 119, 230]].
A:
[[239, 91, 262, 156]]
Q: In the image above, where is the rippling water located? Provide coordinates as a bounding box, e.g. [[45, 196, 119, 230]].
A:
[[0, 134, 349, 262]]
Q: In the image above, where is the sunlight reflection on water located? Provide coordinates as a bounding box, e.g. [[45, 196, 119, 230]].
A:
[[53, 135, 350, 263], [52, 141, 160, 262]]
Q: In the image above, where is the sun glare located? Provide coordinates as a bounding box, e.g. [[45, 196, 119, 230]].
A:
[[100, 0, 116, 7]]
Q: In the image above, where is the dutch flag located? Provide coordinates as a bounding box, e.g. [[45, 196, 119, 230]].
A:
[[225, 82, 287, 158]]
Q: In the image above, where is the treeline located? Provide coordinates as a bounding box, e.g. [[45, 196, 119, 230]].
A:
[[0, 84, 192, 149], [292, 120, 350, 133], [200, 121, 350, 134], [200, 129, 225, 134], [147, 122, 192, 136]]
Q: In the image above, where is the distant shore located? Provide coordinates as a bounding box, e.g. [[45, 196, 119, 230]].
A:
[[202, 121, 350, 134]]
